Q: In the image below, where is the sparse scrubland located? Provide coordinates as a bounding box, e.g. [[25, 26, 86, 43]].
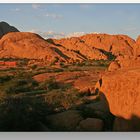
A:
[[0, 58, 110, 131]]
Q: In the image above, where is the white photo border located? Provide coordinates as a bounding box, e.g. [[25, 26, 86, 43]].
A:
[[0, 1, 140, 140]]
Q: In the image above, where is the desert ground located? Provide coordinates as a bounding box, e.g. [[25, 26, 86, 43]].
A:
[[0, 21, 140, 131]]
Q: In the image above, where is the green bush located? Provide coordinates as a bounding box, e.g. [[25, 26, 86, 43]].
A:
[[38, 78, 59, 91], [88, 59, 111, 67], [44, 88, 79, 109], [50, 57, 59, 66], [31, 65, 38, 70], [3, 78, 38, 94], [18, 58, 29, 66], [53, 68, 64, 73], [0, 75, 13, 83]]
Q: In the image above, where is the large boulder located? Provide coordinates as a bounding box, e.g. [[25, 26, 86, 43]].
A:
[[108, 55, 140, 72], [95, 68, 140, 131], [76, 118, 104, 131], [33, 121, 50, 131], [115, 55, 140, 69], [108, 61, 120, 71], [85, 97, 110, 113], [76, 93, 114, 131], [113, 116, 140, 131], [0, 21, 19, 38], [46, 110, 83, 131]]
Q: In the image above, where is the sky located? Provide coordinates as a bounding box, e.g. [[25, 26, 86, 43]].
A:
[[0, 3, 140, 39]]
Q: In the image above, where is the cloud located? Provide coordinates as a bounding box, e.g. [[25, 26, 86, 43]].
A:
[[32, 4, 41, 9], [29, 29, 65, 39], [44, 13, 63, 19], [29, 29, 41, 34], [29, 30, 101, 39], [65, 32, 100, 38], [66, 32, 86, 38], [42, 31, 65, 39]]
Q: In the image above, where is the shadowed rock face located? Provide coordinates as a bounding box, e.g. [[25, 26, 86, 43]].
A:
[[46, 110, 83, 131], [0, 21, 19, 38], [76, 118, 104, 131]]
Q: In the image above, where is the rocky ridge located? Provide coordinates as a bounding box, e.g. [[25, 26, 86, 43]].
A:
[[0, 22, 139, 64]]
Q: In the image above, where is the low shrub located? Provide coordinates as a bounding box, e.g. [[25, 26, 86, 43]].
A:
[[0, 95, 52, 131], [3, 78, 38, 94], [0, 75, 13, 83], [44, 88, 80, 110], [31, 64, 38, 70], [38, 78, 59, 91]]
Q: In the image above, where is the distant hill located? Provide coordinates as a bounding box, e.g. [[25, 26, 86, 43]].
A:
[[0, 21, 19, 38]]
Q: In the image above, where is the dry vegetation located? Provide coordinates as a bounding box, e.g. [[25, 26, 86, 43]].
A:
[[0, 59, 110, 131]]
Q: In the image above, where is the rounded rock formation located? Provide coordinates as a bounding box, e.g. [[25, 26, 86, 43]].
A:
[[0, 32, 71, 63], [108, 61, 120, 71], [76, 118, 104, 131], [95, 68, 140, 131], [46, 110, 83, 131], [53, 33, 135, 59]]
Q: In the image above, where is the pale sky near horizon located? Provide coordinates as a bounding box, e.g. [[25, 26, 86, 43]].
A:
[[0, 3, 140, 39]]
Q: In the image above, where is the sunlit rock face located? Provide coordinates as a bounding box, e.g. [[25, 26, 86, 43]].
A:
[[0, 22, 138, 64], [0, 32, 68, 63], [95, 65, 140, 131], [53, 33, 136, 58]]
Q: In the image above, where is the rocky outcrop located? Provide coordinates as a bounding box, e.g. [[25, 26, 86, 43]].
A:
[[0, 28, 138, 64], [94, 34, 140, 130], [118, 57, 140, 69], [108, 61, 120, 71], [95, 68, 140, 131], [110, 55, 140, 70], [76, 118, 104, 131], [113, 117, 133, 131], [0, 32, 73, 63], [0, 22, 19, 38], [52, 33, 135, 59], [0, 32, 115, 63], [0, 61, 17, 67], [49, 38, 108, 60], [46, 110, 83, 131], [96, 68, 140, 119]]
